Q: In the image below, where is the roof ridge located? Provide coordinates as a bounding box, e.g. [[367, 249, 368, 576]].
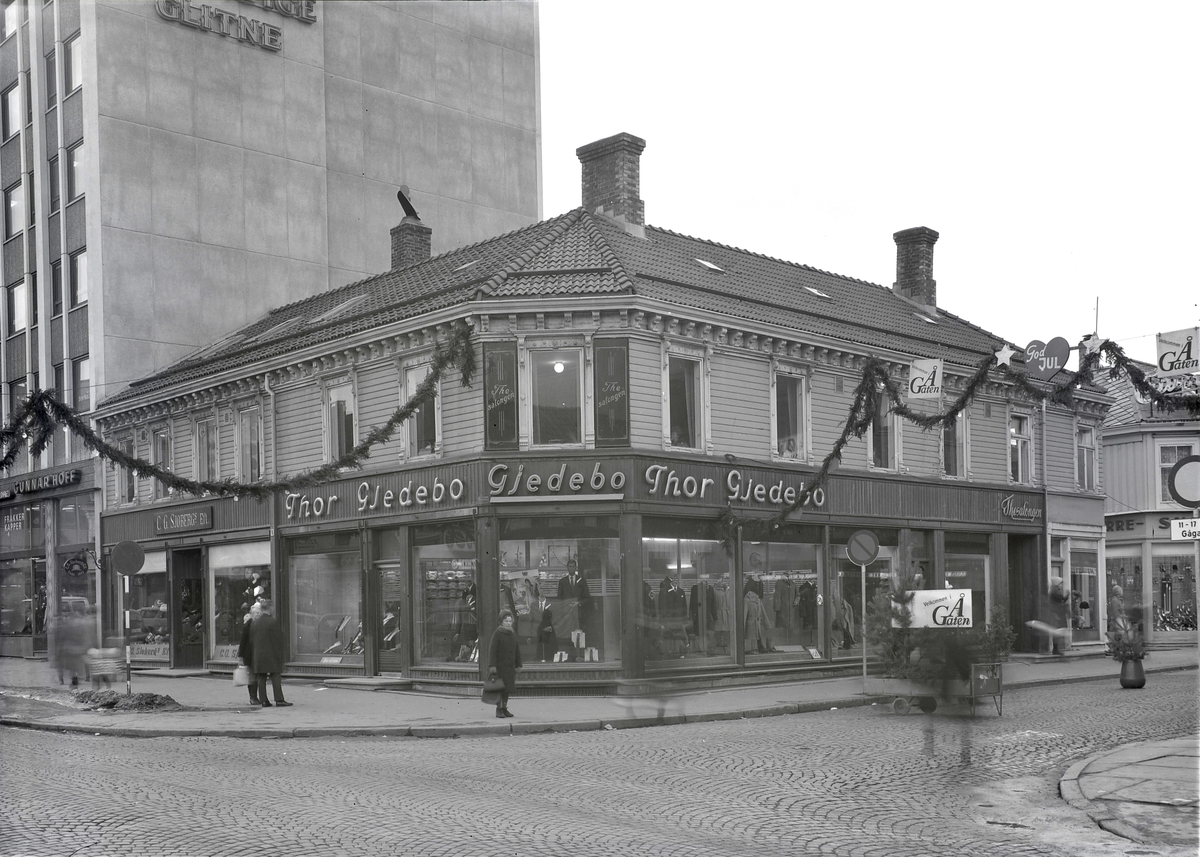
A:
[[577, 209, 637, 293], [477, 208, 585, 297]]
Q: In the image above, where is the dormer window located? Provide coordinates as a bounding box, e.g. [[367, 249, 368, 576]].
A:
[[695, 258, 724, 273], [914, 312, 939, 325], [804, 286, 831, 299]]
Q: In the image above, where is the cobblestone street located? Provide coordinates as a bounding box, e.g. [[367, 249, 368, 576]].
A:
[[1, 672, 1195, 857]]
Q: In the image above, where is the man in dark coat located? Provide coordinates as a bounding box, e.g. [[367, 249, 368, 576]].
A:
[[248, 599, 291, 707], [487, 610, 522, 718], [236, 602, 262, 705]]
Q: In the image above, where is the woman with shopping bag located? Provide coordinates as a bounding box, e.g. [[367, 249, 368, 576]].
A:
[[486, 610, 521, 718]]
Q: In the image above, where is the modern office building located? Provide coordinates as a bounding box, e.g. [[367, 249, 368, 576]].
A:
[[0, 0, 541, 656]]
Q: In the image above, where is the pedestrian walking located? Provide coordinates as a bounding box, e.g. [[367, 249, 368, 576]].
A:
[[52, 610, 91, 687], [487, 609, 521, 718], [247, 599, 291, 707], [236, 602, 263, 705]]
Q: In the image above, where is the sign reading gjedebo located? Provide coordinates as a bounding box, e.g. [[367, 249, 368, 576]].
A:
[[897, 589, 974, 628], [1156, 327, 1200, 378]]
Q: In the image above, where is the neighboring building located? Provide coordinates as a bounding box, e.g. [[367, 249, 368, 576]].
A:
[[1099, 363, 1199, 644], [0, 0, 541, 656], [87, 132, 1110, 690]]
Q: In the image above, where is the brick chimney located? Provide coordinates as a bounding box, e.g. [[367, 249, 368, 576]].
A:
[[391, 216, 431, 269], [577, 132, 646, 237], [893, 226, 939, 308]]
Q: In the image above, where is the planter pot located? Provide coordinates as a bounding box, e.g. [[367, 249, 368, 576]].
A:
[[1119, 658, 1146, 689]]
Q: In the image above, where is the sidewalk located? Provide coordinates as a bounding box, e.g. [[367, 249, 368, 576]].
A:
[[2, 650, 1197, 846]]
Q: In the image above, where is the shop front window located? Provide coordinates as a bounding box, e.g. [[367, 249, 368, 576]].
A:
[[414, 521, 477, 665], [128, 552, 169, 660], [0, 559, 44, 636], [57, 495, 93, 546], [208, 542, 270, 660], [501, 516, 620, 666], [643, 519, 731, 666], [1105, 552, 1143, 635], [288, 532, 362, 663], [831, 528, 897, 658], [743, 529, 824, 662], [1152, 549, 1196, 629], [1069, 544, 1098, 641], [946, 532, 990, 628]]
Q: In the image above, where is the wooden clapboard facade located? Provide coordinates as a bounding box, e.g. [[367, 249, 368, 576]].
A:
[[90, 134, 1112, 689]]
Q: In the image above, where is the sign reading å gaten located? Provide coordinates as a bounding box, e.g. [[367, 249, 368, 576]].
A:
[[154, 506, 214, 535], [895, 589, 974, 629], [155, 0, 317, 53]]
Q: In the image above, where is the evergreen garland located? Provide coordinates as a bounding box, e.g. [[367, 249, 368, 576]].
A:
[[0, 322, 476, 500]]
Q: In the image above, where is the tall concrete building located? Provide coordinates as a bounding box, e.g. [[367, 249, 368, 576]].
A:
[[0, 0, 541, 656]]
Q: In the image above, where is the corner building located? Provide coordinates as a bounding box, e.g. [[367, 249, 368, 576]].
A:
[[0, 0, 540, 656], [92, 133, 1111, 691]]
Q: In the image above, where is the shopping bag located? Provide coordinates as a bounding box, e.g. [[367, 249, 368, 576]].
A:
[[481, 674, 505, 705], [232, 665, 252, 687]]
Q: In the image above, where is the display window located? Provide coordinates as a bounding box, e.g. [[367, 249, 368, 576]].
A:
[[1068, 543, 1099, 640], [57, 496, 94, 547], [287, 532, 362, 663], [830, 528, 898, 658], [1151, 546, 1196, 627], [413, 520, 477, 665], [499, 516, 620, 666], [643, 518, 731, 667], [743, 526, 824, 662], [0, 502, 44, 553], [946, 532, 991, 628], [0, 558, 44, 636], [128, 551, 169, 660], [208, 542, 270, 660], [1104, 549, 1143, 634]]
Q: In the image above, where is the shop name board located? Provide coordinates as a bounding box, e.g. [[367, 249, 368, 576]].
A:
[[154, 506, 214, 534], [154, 0, 317, 52], [488, 462, 626, 498], [285, 474, 468, 521], [1106, 517, 1142, 532], [1000, 494, 1042, 522], [645, 465, 826, 509], [10, 469, 82, 495]]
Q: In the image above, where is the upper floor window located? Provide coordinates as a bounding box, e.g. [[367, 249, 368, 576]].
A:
[[326, 379, 355, 462], [52, 363, 65, 465], [531, 348, 582, 446], [45, 51, 55, 108], [944, 410, 967, 478], [151, 426, 171, 500], [1009, 413, 1031, 484], [869, 391, 896, 469], [64, 34, 82, 92], [71, 356, 89, 412], [2, 1, 17, 40], [773, 368, 807, 461], [66, 144, 84, 201], [6, 280, 27, 334], [69, 250, 86, 305], [5, 182, 23, 239], [2, 84, 19, 140], [1159, 442, 1196, 505], [594, 339, 629, 448], [8, 377, 26, 417], [48, 156, 59, 211], [194, 416, 217, 483], [405, 364, 439, 457], [666, 353, 703, 449], [51, 260, 61, 315], [117, 437, 135, 504], [1075, 424, 1096, 491], [237, 407, 261, 482], [484, 342, 518, 451]]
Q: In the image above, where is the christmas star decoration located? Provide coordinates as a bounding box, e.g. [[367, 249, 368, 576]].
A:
[[1081, 334, 1104, 356], [994, 344, 1017, 367]]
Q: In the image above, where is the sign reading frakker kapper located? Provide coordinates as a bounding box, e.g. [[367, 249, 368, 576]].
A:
[[896, 589, 974, 628], [908, 358, 943, 399], [1157, 327, 1200, 378]]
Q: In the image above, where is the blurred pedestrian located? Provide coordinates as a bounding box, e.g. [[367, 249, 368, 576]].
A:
[[487, 609, 521, 718], [236, 601, 263, 705], [52, 610, 90, 687], [247, 599, 291, 707], [1108, 584, 1127, 638]]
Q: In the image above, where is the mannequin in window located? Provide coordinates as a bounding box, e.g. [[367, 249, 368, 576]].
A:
[[555, 558, 591, 661], [658, 574, 688, 655], [689, 580, 718, 653], [448, 582, 478, 661], [536, 596, 556, 662]]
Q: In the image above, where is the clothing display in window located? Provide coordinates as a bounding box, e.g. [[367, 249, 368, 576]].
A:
[[448, 583, 478, 661], [536, 598, 557, 661], [658, 576, 689, 655], [744, 590, 774, 653], [554, 561, 592, 660]]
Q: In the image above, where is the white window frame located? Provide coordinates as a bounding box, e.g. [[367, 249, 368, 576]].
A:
[[1009, 411, 1032, 485], [523, 345, 585, 449], [402, 361, 441, 459], [1075, 421, 1097, 492], [193, 414, 218, 484], [236, 406, 263, 483], [662, 340, 709, 452], [7, 279, 26, 334], [2, 83, 19, 140], [4, 181, 22, 239], [1156, 439, 1196, 508], [66, 143, 84, 202], [69, 249, 87, 306], [151, 425, 171, 500], [324, 376, 357, 464], [771, 361, 810, 463], [942, 409, 969, 479], [2, 1, 17, 42], [867, 390, 899, 471], [64, 34, 83, 92]]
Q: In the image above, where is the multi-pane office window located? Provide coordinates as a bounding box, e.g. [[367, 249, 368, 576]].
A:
[[67, 144, 83, 201], [65, 35, 82, 92], [531, 349, 581, 446], [152, 427, 171, 499], [195, 417, 217, 483], [2, 1, 16, 40], [870, 391, 895, 469], [667, 355, 701, 448], [238, 408, 261, 482], [1160, 443, 1195, 504], [2, 85, 19, 139], [944, 411, 967, 477], [52, 363, 65, 464], [6, 280, 26, 333], [1009, 414, 1031, 483], [1076, 425, 1096, 491], [327, 381, 355, 462], [775, 372, 805, 460], [45, 51, 55, 107], [4, 182, 22, 239], [69, 250, 86, 305], [405, 364, 438, 456]]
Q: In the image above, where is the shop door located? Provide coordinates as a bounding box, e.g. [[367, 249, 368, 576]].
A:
[[172, 549, 204, 668], [376, 561, 406, 673]]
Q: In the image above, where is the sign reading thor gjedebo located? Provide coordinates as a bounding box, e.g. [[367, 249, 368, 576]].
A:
[[895, 589, 974, 629]]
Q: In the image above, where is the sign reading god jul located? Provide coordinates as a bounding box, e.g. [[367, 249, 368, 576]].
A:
[[894, 589, 974, 628]]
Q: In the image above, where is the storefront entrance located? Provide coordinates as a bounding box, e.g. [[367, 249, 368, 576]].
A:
[[172, 549, 204, 668]]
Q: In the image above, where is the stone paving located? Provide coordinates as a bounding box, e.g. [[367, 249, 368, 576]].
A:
[[1, 671, 1196, 857]]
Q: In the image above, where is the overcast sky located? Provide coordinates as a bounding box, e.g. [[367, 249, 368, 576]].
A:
[[538, 1, 1198, 366]]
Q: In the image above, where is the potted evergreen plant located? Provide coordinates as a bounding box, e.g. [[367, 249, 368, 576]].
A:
[[1107, 612, 1147, 689]]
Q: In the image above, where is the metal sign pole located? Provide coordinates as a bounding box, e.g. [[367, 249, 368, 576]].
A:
[[123, 575, 131, 696], [860, 561, 868, 694]]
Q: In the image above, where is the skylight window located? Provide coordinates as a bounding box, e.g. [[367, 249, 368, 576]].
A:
[[261, 317, 305, 339], [312, 295, 368, 325], [914, 312, 939, 325], [454, 260, 479, 272], [695, 258, 724, 273], [804, 286, 831, 299]]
